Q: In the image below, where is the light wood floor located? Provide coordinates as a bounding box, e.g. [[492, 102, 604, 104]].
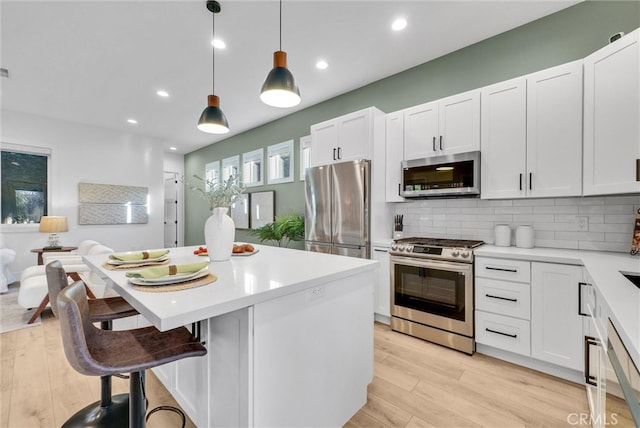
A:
[[347, 323, 590, 428], [2, 312, 589, 428]]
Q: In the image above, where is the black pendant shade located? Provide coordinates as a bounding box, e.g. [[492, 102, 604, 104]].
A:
[[198, 95, 229, 134], [260, 50, 301, 108], [198, 0, 229, 134], [259, 0, 301, 108]]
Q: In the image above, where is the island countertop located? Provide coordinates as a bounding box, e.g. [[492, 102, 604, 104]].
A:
[[84, 244, 379, 331]]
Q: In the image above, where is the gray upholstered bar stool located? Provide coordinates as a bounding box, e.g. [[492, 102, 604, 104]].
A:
[[57, 281, 207, 428], [46, 260, 139, 427]]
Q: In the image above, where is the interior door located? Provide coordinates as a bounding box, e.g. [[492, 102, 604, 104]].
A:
[[164, 172, 178, 248]]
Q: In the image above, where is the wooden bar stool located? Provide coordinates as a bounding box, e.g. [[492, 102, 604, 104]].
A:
[[46, 260, 139, 427], [56, 281, 207, 428]]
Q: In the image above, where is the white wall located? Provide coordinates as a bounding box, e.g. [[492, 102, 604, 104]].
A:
[[1, 110, 180, 278], [394, 195, 640, 253]]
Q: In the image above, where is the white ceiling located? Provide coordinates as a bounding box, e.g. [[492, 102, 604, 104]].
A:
[[1, 0, 579, 155]]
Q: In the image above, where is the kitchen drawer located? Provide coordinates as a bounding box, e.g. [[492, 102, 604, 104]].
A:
[[475, 257, 531, 283], [476, 311, 531, 356], [476, 278, 531, 320]]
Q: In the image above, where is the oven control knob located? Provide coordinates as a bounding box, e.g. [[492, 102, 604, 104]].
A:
[[461, 251, 470, 258], [451, 249, 460, 257]]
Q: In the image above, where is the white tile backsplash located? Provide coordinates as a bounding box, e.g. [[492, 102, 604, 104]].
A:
[[394, 195, 640, 253]]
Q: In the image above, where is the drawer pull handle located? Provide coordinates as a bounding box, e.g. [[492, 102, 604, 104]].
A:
[[373, 249, 388, 253], [485, 266, 518, 273], [485, 328, 517, 339], [485, 294, 517, 303]]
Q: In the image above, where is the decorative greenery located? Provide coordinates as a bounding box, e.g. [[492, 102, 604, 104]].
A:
[[250, 213, 304, 247], [188, 174, 244, 211]]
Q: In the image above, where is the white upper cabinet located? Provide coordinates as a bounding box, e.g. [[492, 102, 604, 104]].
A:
[[385, 111, 405, 202], [480, 77, 528, 199], [526, 60, 583, 198], [481, 61, 583, 199], [583, 29, 640, 195], [403, 90, 480, 161], [403, 101, 438, 160], [439, 90, 481, 155], [311, 107, 378, 166]]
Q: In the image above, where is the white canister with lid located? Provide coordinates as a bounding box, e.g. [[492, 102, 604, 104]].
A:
[[494, 224, 512, 247], [516, 225, 535, 248]]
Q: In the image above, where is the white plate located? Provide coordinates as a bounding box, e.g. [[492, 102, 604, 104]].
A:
[[128, 268, 209, 286], [108, 255, 169, 265], [232, 248, 260, 257]]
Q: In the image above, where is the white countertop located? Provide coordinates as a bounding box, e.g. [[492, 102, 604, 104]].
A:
[[84, 244, 378, 331], [476, 245, 640, 367]]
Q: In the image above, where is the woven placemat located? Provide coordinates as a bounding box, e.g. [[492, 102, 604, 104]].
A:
[[130, 273, 217, 293], [102, 259, 170, 270]]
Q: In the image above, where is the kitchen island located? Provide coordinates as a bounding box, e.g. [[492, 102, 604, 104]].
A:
[[84, 244, 379, 427]]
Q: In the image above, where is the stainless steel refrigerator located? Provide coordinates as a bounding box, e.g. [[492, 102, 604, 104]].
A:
[[304, 159, 370, 259]]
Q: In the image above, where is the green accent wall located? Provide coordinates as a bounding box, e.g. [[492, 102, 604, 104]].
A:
[[185, 1, 640, 247]]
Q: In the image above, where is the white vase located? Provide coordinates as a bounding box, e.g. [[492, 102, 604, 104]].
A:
[[204, 207, 235, 261]]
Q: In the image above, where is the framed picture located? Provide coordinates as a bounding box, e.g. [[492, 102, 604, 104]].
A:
[[230, 193, 250, 229], [250, 190, 275, 229]]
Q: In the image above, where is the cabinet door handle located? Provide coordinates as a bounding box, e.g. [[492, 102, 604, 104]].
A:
[[485, 266, 518, 273], [432, 137, 436, 152], [584, 335, 600, 386], [333, 148, 337, 160], [373, 248, 388, 253], [578, 281, 591, 317], [519, 173, 523, 191], [337, 147, 341, 159], [439, 135, 443, 150], [485, 328, 517, 339], [636, 159, 640, 181], [485, 294, 518, 303], [529, 172, 532, 190]]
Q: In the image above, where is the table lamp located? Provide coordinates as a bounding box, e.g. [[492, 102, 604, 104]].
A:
[[39, 216, 68, 249]]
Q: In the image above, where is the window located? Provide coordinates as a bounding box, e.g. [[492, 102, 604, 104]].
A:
[[1, 143, 51, 225], [267, 140, 294, 184], [205, 160, 221, 192], [299, 135, 311, 181], [242, 149, 263, 187], [222, 155, 240, 183]]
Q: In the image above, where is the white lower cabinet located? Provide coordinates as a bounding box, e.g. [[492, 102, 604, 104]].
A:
[[475, 257, 531, 356], [151, 320, 209, 427], [476, 311, 531, 356], [372, 245, 390, 320], [531, 262, 583, 371], [475, 256, 585, 377]]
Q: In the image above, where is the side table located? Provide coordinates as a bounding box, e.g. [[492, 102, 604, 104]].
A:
[[31, 246, 78, 265]]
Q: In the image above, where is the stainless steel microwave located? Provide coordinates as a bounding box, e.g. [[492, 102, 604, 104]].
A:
[[401, 151, 480, 198]]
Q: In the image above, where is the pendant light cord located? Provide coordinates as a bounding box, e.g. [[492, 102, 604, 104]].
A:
[[212, 6, 216, 95], [279, 0, 282, 51]]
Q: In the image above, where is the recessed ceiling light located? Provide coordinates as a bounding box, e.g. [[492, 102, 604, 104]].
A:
[[316, 60, 328, 70], [156, 90, 169, 97], [392, 18, 407, 32], [211, 38, 226, 49], [169, 146, 177, 151], [127, 119, 138, 124]]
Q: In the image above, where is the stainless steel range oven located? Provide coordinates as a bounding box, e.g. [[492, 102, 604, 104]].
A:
[[390, 238, 484, 354]]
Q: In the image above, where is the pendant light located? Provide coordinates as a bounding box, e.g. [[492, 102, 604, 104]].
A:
[[198, 0, 229, 134], [259, 0, 301, 108]]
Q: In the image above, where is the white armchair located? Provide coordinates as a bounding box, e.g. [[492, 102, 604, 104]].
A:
[[0, 247, 17, 293], [18, 241, 114, 323]]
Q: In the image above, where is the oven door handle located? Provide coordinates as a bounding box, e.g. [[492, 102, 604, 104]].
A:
[[390, 256, 473, 274]]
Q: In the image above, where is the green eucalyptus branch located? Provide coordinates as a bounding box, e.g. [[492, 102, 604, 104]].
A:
[[188, 174, 245, 211]]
